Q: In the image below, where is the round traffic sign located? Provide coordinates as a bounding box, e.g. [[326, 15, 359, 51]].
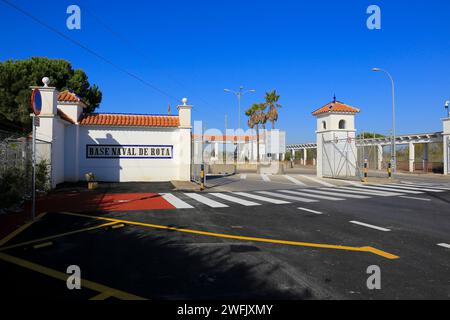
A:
[[31, 89, 42, 116]]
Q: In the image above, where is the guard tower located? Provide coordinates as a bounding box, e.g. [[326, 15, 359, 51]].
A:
[[313, 97, 360, 178]]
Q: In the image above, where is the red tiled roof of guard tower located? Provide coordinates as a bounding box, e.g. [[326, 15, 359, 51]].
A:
[[58, 90, 85, 104], [79, 113, 180, 127], [312, 101, 360, 116]]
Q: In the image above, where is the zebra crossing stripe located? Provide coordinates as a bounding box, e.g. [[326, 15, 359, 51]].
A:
[[401, 181, 450, 190], [298, 175, 335, 187], [284, 175, 307, 186], [257, 191, 318, 203], [383, 184, 445, 192], [341, 180, 363, 186], [261, 174, 271, 182], [209, 193, 261, 206], [184, 193, 229, 208], [355, 185, 423, 194], [233, 192, 291, 204], [160, 193, 194, 209], [331, 187, 404, 197], [279, 190, 345, 201], [299, 189, 370, 199], [399, 196, 431, 202]]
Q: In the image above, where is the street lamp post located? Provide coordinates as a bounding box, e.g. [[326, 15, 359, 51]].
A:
[[224, 86, 256, 130], [372, 68, 397, 173], [445, 100, 449, 118]]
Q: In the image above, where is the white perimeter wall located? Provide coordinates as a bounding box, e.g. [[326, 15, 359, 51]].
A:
[[72, 126, 191, 182]]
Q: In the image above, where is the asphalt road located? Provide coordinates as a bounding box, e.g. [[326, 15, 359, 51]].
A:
[[1, 174, 449, 300]]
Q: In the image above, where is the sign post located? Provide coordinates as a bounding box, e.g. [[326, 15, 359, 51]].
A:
[[31, 89, 42, 221]]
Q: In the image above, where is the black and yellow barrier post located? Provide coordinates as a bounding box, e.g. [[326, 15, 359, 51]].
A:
[[387, 162, 392, 179], [363, 160, 369, 183], [200, 164, 206, 191]]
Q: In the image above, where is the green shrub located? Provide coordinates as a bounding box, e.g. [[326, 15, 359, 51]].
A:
[[36, 160, 50, 192], [0, 160, 50, 210], [0, 167, 26, 209]]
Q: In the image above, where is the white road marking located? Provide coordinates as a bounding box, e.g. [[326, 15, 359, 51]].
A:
[[298, 207, 323, 215], [355, 185, 423, 194], [379, 184, 444, 193], [233, 192, 291, 204], [261, 174, 271, 182], [284, 175, 307, 186], [184, 193, 229, 208], [340, 180, 363, 186], [399, 196, 431, 202], [350, 221, 391, 232], [241, 174, 247, 180], [209, 193, 261, 206], [298, 175, 335, 187], [328, 187, 404, 197], [257, 191, 318, 203], [300, 189, 370, 199], [401, 181, 450, 190], [279, 190, 345, 201], [160, 193, 194, 209], [437, 243, 450, 249]]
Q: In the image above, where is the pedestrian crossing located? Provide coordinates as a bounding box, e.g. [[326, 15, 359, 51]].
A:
[[157, 183, 449, 210], [237, 173, 361, 188]]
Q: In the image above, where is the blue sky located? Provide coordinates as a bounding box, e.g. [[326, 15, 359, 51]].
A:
[[1, 0, 450, 143]]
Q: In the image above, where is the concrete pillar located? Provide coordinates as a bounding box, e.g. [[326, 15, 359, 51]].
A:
[[214, 142, 219, 162], [292, 149, 296, 161], [377, 145, 383, 170], [303, 148, 307, 166], [423, 143, 429, 172], [444, 136, 449, 175], [443, 118, 450, 175], [409, 142, 415, 173]]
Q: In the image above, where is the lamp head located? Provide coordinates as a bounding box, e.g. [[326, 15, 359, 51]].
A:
[[445, 101, 449, 109], [372, 68, 381, 72]]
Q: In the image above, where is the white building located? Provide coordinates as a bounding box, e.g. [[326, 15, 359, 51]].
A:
[[34, 80, 192, 187], [314, 99, 359, 178]]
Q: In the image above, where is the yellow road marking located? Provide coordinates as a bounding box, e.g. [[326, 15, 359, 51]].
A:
[[0, 212, 47, 248], [89, 291, 114, 300], [0, 252, 146, 300], [0, 222, 118, 252], [33, 242, 53, 250], [58, 212, 399, 260]]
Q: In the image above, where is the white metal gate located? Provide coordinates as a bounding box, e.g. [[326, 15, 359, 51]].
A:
[[321, 135, 359, 178]]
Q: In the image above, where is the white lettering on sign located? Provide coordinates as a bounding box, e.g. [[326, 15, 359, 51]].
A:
[[86, 145, 173, 159]]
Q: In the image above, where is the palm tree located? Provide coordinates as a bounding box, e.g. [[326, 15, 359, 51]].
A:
[[265, 90, 282, 129], [245, 103, 266, 163]]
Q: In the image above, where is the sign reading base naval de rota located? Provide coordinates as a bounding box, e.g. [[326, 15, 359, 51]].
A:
[[86, 145, 173, 159]]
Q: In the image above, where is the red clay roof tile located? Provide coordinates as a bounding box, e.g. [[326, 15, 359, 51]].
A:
[[79, 114, 180, 128], [312, 101, 360, 116], [58, 90, 84, 103]]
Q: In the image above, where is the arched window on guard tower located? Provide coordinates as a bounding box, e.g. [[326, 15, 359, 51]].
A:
[[339, 119, 346, 129]]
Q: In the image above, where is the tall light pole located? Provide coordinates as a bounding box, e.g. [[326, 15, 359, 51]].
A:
[[224, 86, 256, 130], [372, 68, 397, 172], [445, 100, 449, 118]]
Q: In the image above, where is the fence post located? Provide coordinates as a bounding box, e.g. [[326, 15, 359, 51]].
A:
[[363, 159, 369, 182], [200, 164, 206, 191], [388, 162, 392, 179]]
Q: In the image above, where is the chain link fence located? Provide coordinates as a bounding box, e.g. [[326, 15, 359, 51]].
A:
[[0, 130, 51, 212]]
